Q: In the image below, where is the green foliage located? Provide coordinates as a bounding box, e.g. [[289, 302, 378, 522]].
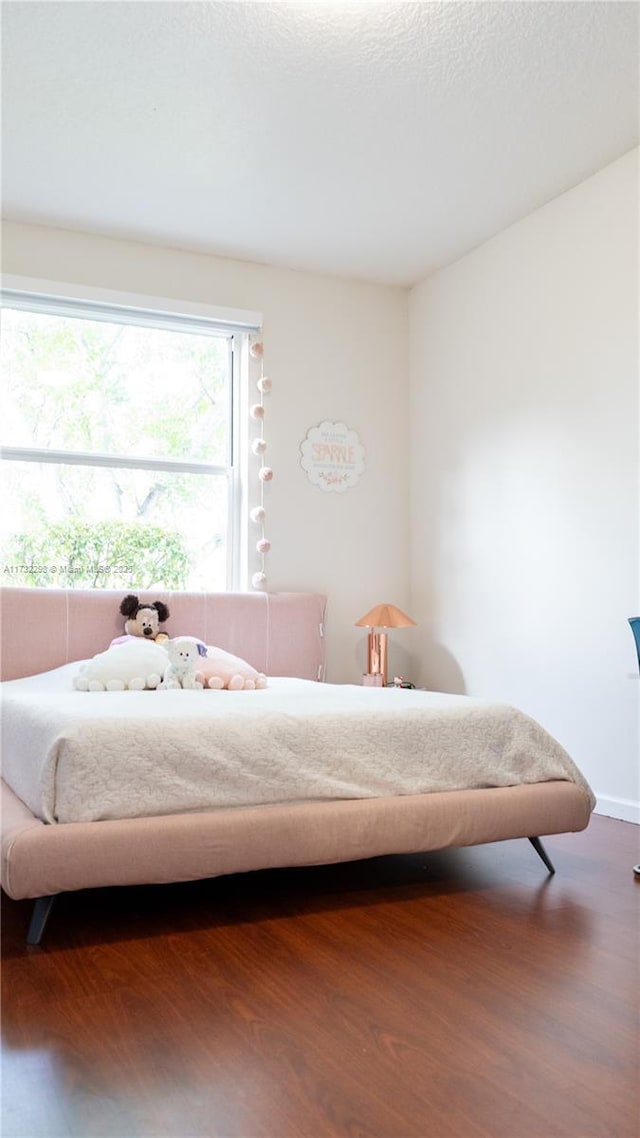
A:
[[5, 519, 189, 590], [2, 309, 228, 463], [1, 308, 232, 590]]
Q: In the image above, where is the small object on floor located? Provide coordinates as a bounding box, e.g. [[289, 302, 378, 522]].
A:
[[633, 864, 640, 879]]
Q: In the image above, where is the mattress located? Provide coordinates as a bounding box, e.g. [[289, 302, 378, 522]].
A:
[[1, 664, 595, 825]]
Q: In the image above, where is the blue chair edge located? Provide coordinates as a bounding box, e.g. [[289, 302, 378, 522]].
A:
[[628, 617, 640, 670]]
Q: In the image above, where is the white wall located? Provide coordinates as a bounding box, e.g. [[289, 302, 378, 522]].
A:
[[1, 221, 410, 683], [408, 149, 639, 820]]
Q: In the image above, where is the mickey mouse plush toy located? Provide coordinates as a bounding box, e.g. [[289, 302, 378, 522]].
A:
[[119, 594, 170, 643]]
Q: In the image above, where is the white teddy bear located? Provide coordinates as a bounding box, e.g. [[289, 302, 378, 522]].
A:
[[158, 638, 204, 690]]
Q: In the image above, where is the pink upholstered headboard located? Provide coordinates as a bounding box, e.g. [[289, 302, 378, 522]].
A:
[[0, 589, 327, 682]]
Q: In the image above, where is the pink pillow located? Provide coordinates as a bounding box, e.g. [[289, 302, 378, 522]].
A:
[[187, 642, 267, 690]]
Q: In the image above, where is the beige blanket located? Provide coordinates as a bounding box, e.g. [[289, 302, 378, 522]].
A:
[[1, 667, 595, 823]]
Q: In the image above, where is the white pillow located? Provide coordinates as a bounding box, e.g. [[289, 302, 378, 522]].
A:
[[73, 639, 169, 691]]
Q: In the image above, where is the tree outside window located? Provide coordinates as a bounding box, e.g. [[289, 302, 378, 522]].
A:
[[1, 303, 240, 590]]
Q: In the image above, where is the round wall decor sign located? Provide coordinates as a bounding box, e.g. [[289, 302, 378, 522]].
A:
[[300, 421, 365, 493]]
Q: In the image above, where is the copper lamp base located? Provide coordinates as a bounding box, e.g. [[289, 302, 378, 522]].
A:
[[366, 631, 388, 686]]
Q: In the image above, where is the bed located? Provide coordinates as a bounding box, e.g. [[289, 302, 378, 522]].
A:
[[0, 587, 594, 944]]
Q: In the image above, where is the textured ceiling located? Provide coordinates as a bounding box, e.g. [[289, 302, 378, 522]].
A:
[[1, 1, 638, 286]]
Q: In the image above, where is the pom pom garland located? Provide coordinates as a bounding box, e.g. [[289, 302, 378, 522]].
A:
[[250, 340, 272, 590]]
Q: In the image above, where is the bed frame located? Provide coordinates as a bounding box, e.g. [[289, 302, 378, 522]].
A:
[[1, 587, 592, 944]]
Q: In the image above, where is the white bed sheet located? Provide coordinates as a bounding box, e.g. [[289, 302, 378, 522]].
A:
[[1, 664, 595, 824]]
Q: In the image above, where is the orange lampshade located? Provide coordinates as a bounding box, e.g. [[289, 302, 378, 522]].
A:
[[354, 603, 415, 629]]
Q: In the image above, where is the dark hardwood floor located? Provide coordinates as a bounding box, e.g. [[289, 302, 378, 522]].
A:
[[2, 814, 638, 1138]]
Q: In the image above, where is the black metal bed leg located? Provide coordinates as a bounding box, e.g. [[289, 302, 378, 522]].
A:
[[528, 836, 556, 875], [26, 895, 57, 946]]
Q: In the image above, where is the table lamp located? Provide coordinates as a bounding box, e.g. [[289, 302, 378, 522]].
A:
[[354, 603, 416, 686]]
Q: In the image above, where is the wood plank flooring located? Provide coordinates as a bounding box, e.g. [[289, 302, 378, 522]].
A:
[[2, 814, 638, 1138]]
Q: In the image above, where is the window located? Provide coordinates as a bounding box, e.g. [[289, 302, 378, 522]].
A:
[[1, 288, 255, 591]]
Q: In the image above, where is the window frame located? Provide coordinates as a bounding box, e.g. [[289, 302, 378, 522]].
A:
[[0, 278, 262, 592]]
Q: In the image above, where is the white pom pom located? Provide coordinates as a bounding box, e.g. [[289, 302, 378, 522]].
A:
[[250, 505, 266, 524], [251, 438, 267, 456], [250, 341, 264, 359], [106, 679, 126, 692], [257, 376, 272, 394], [257, 538, 271, 553], [252, 571, 267, 589], [258, 466, 273, 482], [250, 403, 265, 420]]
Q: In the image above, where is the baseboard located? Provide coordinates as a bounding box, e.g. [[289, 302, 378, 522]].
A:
[[594, 796, 640, 824]]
